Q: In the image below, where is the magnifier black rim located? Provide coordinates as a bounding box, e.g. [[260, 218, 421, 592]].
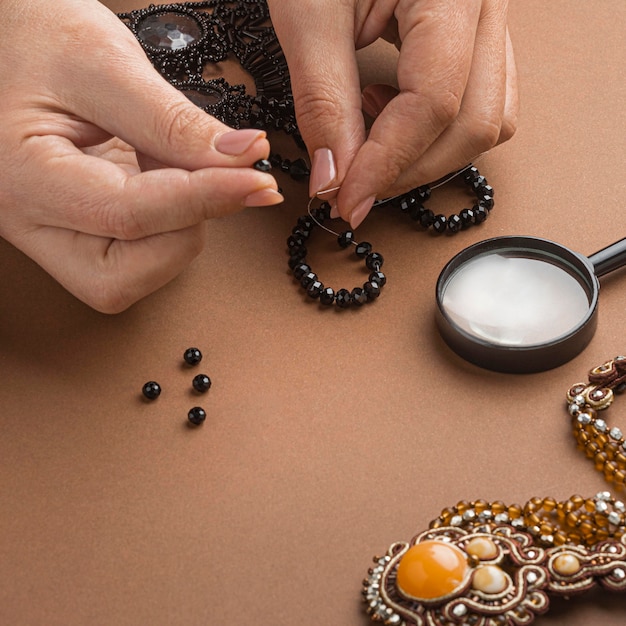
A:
[[435, 235, 599, 366]]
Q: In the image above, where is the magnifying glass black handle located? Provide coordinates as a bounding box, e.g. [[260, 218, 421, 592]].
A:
[[589, 237, 626, 277]]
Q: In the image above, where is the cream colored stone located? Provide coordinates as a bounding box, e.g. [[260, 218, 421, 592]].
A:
[[471, 565, 510, 594], [553, 553, 581, 576], [466, 537, 498, 560]]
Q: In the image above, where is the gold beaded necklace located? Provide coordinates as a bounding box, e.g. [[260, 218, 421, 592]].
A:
[[363, 356, 626, 626]]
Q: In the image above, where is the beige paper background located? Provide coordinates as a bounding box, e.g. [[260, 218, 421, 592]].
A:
[[2, 2, 626, 624]]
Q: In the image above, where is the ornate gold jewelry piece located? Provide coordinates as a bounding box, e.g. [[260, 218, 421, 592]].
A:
[[364, 356, 626, 625]]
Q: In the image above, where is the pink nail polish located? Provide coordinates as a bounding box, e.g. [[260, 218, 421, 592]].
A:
[[362, 90, 380, 118], [349, 195, 376, 229], [309, 148, 337, 196], [243, 188, 284, 207], [329, 201, 340, 219], [216, 129, 266, 156]]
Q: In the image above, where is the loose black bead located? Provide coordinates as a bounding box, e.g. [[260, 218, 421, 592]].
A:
[[188, 406, 207, 426], [142, 381, 161, 400], [292, 263, 311, 280], [192, 374, 212, 393], [338, 230, 355, 248], [355, 242, 372, 258], [288, 158, 310, 181], [365, 252, 384, 271], [184, 348, 203, 366], [351, 287, 367, 306], [319, 287, 335, 305], [369, 271, 387, 287], [335, 289, 352, 308], [432, 214, 448, 233], [253, 159, 272, 172]]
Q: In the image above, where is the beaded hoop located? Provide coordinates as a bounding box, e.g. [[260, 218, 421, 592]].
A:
[[288, 202, 386, 307], [363, 357, 626, 626]]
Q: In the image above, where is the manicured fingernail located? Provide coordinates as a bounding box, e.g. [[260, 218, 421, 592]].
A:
[[243, 188, 284, 207], [349, 195, 376, 229], [216, 129, 266, 156], [329, 201, 340, 219], [309, 148, 337, 196]]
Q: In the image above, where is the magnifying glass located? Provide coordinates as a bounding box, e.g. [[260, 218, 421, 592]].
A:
[[435, 236, 626, 373]]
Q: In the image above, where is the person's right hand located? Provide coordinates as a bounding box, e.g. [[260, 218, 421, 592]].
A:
[[0, 0, 283, 313]]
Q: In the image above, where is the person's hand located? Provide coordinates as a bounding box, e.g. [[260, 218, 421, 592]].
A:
[[267, 0, 518, 228], [0, 0, 283, 313]]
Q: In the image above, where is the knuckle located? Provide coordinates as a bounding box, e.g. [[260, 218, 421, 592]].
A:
[[158, 99, 209, 152], [498, 111, 518, 144], [426, 88, 463, 129], [465, 117, 503, 154]]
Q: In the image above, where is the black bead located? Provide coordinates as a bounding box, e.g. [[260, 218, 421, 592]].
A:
[[297, 215, 314, 231], [142, 381, 161, 400], [432, 214, 447, 233], [292, 263, 311, 280], [288, 158, 310, 181], [369, 270, 387, 287], [365, 252, 384, 270], [319, 287, 335, 305], [288, 255, 305, 270], [463, 166, 480, 184], [479, 195, 494, 211], [416, 185, 431, 202], [287, 234, 305, 249], [253, 159, 272, 173], [307, 280, 324, 299], [335, 289, 352, 308], [188, 406, 207, 426], [419, 209, 435, 228], [447, 214, 462, 233], [399, 195, 417, 213], [184, 348, 202, 366], [351, 287, 367, 306], [459, 208, 475, 227], [364, 281, 381, 300], [192, 374, 212, 393], [288, 245, 307, 260], [338, 230, 355, 248], [473, 205, 489, 223], [355, 241, 372, 258], [300, 272, 317, 288], [409, 203, 425, 222]]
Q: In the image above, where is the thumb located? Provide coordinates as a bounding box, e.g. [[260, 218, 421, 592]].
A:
[[58, 2, 269, 170], [268, 1, 365, 199]]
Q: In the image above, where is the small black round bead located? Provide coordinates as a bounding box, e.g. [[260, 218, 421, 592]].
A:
[[288, 246, 307, 261], [432, 214, 448, 233], [419, 209, 435, 228], [188, 406, 207, 426], [289, 158, 310, 181], [351, 287, 367, 306], [463, 166, 480, 184], [365, 252, 384, 271], [369, 271, 387, 287], [297, 215, 314, 231], [292, 224, 312, 239], [473, 205, 489, 223], [142, 381, 161, 400], [292, 263, 311, 280], [307, 280, 324, 299], [288, 255, 305, 270], [479, 195, 494, 211], [319, 287, 335, 306], [184, 348, 203, 366], [447, 214, 462, 233], [335, 289, 352, 308], [300, 271, 317, 288], [338, 230, 355, 248], [364, 281, 381, 300], [409, 203, 424, 222], [416, 185, 431, 202], [287, 234, 305, 250], [192, 374, 212, 393], [459, 208, 475, 227], [399, 195, 417, 213], [355, 241, 373, 258], [253, 159, 272, 173]]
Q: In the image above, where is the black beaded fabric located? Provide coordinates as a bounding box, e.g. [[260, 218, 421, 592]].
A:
[[288, 203, 386, 308]]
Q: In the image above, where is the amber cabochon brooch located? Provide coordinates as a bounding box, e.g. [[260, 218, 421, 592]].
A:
[[363, 356, 626, 625]]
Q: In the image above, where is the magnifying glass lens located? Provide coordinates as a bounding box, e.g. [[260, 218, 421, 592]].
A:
[[440, 252, 591, 346]]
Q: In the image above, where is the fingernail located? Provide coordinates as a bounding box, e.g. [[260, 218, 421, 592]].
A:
[[309, 148, 337, 197], [216, 129, 266, 156], [362, 90, 380, 118], [349, 195, 376, 229], [329, 201, 340, 219], [243, 188, 284, 207]]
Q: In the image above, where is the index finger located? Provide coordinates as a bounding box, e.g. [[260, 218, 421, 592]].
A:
[[338, 0, 482, 224]]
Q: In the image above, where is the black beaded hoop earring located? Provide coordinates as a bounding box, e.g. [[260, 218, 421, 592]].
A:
[[288, 201, 386, 308]]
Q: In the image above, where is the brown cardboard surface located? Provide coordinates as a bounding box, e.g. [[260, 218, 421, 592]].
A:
[[2, 2, 626, 624]]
